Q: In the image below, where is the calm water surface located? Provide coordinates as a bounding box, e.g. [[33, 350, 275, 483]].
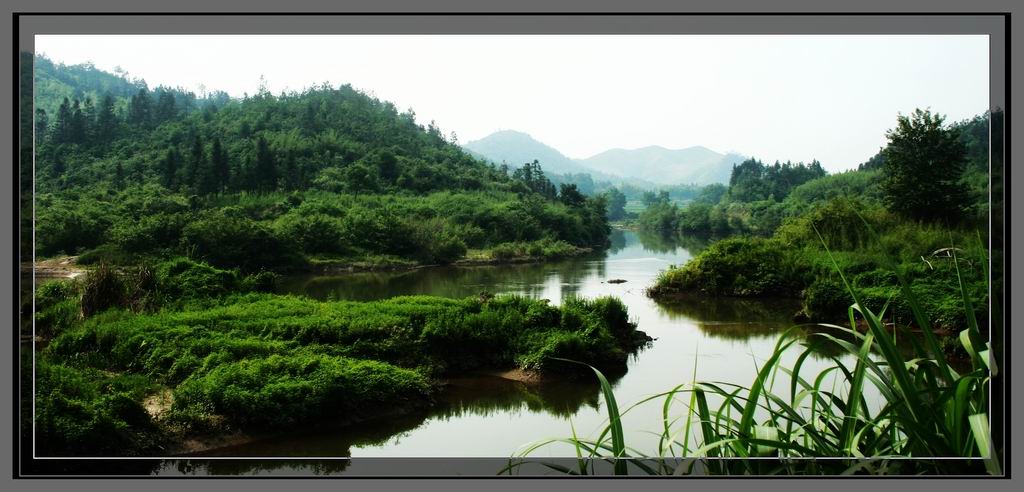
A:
[[214, 230, 863, 458]]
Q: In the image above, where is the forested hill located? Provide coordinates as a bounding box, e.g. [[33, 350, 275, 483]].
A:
[[31, 56, 610, 269], [34, 55, 518, 196]]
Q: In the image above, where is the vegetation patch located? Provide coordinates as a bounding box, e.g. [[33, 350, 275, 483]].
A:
[[36, 282, 648, 454]]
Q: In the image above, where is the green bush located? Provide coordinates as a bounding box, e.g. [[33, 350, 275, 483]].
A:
[[181, 211, 301, 272], [35, 281, 82, 338], [155, 257, 241, 301], [800, 277, 850, 321], [648, 238, 809, 297]]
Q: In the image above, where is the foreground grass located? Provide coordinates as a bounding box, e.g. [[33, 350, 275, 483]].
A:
[[512, 228, 998, 475]]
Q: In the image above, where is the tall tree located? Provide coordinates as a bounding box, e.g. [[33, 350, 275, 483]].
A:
[[81, 97, 96, 143], [95, 93, 118, 143], [253, 135, 277, 192], [559, 183, 586, 207], [34, 108, 48, 141], [159, 147, 180, 190], [880, 109, 969, 222], [186, 135, 206, 192], [54, 97, 72, 144], [69, 99, 86, 144], [154, 89, 177, 123], [604, 187, 627, 220], [211, 137, 230, 193], [128, 88, 152, 128]]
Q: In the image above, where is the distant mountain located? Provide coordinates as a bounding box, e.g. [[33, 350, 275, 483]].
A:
[[580, 146, 745, 186], [464, 130, 744, 187], [462, 130, 594, 176]]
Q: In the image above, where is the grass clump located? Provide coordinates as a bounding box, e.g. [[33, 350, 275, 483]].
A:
[[173, 352, 432, 429], [487, 238, 585, 261]]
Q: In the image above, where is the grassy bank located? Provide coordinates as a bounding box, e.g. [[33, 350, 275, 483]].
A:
[[33, 258, 649, 456], [646, 199, 988, 335]]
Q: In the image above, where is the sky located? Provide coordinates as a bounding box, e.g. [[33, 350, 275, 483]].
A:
[[35, 35, 989, 171]]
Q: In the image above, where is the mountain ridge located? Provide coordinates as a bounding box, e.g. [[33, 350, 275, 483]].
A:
[[464, 130, 745, 186]]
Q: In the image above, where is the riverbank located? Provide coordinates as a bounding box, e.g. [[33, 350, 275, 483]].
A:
[[22, 256, 85, 280], [306, 242, 594, 274], [645, 234, 988, 337]]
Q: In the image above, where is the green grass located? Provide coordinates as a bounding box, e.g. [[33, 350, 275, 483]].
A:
[[36, 287, 649, 455], [482, 238, 587, 262]]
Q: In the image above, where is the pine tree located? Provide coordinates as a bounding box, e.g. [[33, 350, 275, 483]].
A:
[[54, 98, 71, 144], [82, 97, 96, 144], [211, 137, 230, 193], [95, 94, 118, 143], [160, 147, 179, 190], [254, 135, 277, 192], [186, 135, 205, 192], [128, 88, 152, 128], [34, 109, 48, 142], [69, 99, 86, 144], [155, 89, 176, 124]]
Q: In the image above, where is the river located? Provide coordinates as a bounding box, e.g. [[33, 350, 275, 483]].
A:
[[208, 229, 860, 458]]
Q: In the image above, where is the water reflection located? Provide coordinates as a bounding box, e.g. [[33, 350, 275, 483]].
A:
[[281, 258, 603, 302], [655, 295, 851, 360], [434, 375, 602, 420], [634, 229, 711, 256], [193, 373, 607, 458], [246, 230, 865, 458]]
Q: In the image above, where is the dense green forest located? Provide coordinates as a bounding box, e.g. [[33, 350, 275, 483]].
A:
[[644, 109, 995, 334], [32, 55, 609, 270]]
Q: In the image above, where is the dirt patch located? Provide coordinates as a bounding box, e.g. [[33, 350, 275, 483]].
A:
[[480, 368, 546, 385], [143, 388, 174, 420], [26, 256, 85, 280], [176, 430, 261, 456]]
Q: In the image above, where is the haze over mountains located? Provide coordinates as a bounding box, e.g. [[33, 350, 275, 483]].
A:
[[464, 130, 746, 187]]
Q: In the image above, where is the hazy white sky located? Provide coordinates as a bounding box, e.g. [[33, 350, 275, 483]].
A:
[[36, 35, 988, 171]]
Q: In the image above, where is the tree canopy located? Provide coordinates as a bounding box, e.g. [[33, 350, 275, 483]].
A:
[[880, 109, 970, 222]]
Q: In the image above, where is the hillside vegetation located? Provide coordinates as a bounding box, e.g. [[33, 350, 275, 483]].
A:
[[644, 110, 994, 334], [32, 55, 609, 269]]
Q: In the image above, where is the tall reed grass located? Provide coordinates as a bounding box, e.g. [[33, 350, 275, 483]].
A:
[[507, 223, 998, 476]]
